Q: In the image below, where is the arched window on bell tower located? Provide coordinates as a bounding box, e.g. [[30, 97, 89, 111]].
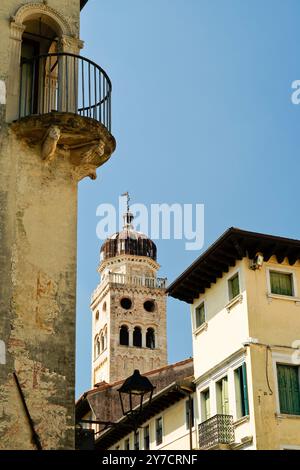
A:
[[146, 328, 155, 349], [133, 326, 142, 348], [120, 325, 129, 346]]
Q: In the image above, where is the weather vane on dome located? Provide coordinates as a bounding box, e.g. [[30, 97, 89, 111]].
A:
[[121, 192, 134, 230], [121, 191, 130, 213]]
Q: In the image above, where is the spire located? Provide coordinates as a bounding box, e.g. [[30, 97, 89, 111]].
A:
[[121, 191, 134, 230]]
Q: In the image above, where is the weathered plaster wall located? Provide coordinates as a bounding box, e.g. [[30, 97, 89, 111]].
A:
[[0, 125, 77, 449], [0, 0, 80, 450]]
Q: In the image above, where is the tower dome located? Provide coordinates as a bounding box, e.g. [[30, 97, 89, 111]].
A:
[[100, 200, 157, 262]]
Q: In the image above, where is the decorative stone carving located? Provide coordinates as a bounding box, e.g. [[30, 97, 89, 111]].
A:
[[12, 3, 73, 37], [41, 126, 61, 163], [69, 139, 105, 163], [72, 163, 98, 181], [59, 36, 84, 54]]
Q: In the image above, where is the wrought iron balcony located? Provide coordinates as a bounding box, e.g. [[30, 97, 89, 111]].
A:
[[19, 52, 112, 131], [198, 414, 235, 450]]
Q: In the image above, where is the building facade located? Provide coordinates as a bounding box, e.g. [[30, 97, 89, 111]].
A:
[[0, 0, 115, 449], [75, 358, 194, 450], [90, 207, 168, 385], [168, 228, 300, 450]]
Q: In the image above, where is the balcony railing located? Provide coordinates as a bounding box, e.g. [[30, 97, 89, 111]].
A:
[[19, 52, 112, 131], [91, 273, 167, 301], [108, 272, 167, 289], [198, 414, 234, 450]]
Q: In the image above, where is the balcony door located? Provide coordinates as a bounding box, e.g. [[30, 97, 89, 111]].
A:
[[216, 376, 229, 415], [20, 38, 40, 116]]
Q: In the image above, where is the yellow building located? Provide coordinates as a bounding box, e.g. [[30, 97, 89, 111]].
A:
[[168, 227, 300, 450]]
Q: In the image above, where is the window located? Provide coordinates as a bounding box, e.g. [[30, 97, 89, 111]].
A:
[[155, 417, 163, 446], [277, 364, 300, 415], [96, 337, 100, 357], [120, 325, 129, 346], [124, 438, 130, 450], [216, 376, 229, 415], [270, 271, 294, 297], [195, 303, 206, 329], [144, 300, 156, 312], [133, 327, 142, 348], [201, 389, 210, 421], [102, 301, 107, 312], [234, 363, 249, 418], [144, 425, 150, 450], [228, 273, 240, 300], [134, 431, 140, 450], [185, 398, 194, 430], [146, 328, 155, 349], [120, 297, 132, 309], [100, 333, 105, 352]]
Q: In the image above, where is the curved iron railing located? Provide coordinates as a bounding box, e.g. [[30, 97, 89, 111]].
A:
[[19, 52, 112, 131]]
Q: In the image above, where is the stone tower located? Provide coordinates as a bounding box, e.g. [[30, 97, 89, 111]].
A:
[[0, 1, 115, 449], [91, 202, 168, 386]]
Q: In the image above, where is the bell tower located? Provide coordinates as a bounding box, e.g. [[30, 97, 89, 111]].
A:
[[91, 197, 168, 386], [0, 1, 115, 449]]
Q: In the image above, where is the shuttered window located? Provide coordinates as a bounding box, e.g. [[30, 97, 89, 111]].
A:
[[195, 303, 206, 329], [270, 271, 293, 296], [143, 425, 150, 450], [235, 363, 249, 418], [277, 364, 300, 415], [216, 376, 229, 415], [201, 389, 210, 421], [156, 417, 163, 446], [228, 273, 240, 300], [185, 398, 194, 430]]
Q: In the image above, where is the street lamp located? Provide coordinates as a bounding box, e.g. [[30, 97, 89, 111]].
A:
[[76, 369, 155, 449], [118, 369, 155, 422]]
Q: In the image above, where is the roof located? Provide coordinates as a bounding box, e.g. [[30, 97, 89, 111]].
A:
[[76, 358, 193, 424], [167, 227, 300, 304], [80, 0, 89, 10], [95, 378, 195, 450], [76, 358, 193, 403]]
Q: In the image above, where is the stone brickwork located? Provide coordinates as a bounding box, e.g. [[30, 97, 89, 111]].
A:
[[91, 254, 168, 385]]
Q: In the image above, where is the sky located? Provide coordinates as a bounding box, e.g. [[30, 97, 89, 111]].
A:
[[76, 0, 300, 398]]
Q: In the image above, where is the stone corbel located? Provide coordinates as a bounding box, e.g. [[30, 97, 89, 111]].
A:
[[41, 126, 61, 163], [69, 139, 105, 163], [69, 139, 105, 181], [72, 163, 98, 182]]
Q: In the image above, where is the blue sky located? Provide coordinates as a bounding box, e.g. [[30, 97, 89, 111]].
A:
[[76, 0, 300, 397]]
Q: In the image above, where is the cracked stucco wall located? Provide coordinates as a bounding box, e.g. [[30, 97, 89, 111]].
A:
[[0, 0, 82, 450]]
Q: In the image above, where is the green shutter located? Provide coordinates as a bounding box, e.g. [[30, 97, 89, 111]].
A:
[[229, 274, 240, 300], [195, 303, 205, 328], [270, 272, 293, 296], [241, 363, 249, 416], [203, 390, 210, 420], [277, 365, 300, 415], [222, 376, 229, 414]]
